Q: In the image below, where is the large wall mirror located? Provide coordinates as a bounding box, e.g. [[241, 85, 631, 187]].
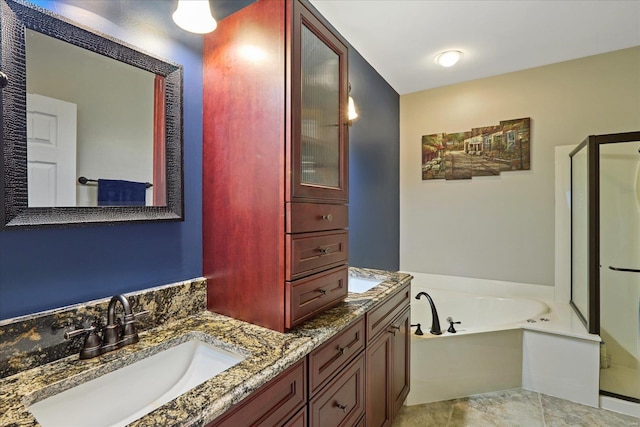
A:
[[1, 0, 183, 228]]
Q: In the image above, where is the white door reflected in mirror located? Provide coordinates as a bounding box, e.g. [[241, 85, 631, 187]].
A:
[[27, 94, 77, 207]]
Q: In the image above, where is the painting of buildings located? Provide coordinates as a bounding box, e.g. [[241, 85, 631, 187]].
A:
[[422, 117, 531, 180]]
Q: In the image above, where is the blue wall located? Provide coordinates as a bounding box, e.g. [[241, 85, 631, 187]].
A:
[[0, 0, 400, 320], [0, 1, 209, 320], [348, 49, 400, 272]]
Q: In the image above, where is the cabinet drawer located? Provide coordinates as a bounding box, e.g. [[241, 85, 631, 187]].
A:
[[284, 407, 307, 427], [308, 316, 365, 396], [287, 203, 348, 233], [209, 360, 306, 427], [286, 266, 348, 329], [287, 230, 348, 280], [366, 283, 410, 343], [309, 352, 365, 427]]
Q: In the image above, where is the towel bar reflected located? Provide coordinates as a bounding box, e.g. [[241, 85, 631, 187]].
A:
[[608, 266, 640, 273], [78, 176, 153, 188]]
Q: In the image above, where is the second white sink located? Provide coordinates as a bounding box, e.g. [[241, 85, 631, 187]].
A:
[[29, 338, 246, 427], [349, 276, 383, 293]]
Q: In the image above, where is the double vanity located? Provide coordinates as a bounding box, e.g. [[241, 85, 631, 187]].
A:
[[0, 268, 411, 427]]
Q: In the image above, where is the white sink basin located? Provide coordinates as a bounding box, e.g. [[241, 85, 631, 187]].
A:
[[29, 339, 246, 427], [349, 276, 383, 293]]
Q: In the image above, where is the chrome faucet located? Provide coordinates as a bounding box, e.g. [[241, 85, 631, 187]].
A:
[[65, 294, 148, 359], [414, 292, 442, 335]]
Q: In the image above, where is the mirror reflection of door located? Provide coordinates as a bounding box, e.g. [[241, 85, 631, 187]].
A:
[[25, 28, 159, 207], [27, 94, 77, 207]]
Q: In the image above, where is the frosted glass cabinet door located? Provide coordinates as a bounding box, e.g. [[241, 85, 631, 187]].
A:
[[291, 0, 348, 203]]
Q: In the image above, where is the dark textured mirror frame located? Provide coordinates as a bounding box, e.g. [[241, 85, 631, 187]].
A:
[[1, 0, 184, 229]]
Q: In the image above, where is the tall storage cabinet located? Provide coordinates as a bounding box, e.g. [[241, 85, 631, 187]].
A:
[[203, 0, 349, 332]]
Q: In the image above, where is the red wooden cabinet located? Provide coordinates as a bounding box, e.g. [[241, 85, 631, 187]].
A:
[[366, 284, 411, 427], [203, 0, 349, 332]]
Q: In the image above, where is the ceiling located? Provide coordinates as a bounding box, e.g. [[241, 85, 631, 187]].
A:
[[47, 0, 254, 54], [309, 0, 640, 95]]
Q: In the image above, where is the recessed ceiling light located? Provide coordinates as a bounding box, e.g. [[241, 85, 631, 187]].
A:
[[435, 50, 463, 67]]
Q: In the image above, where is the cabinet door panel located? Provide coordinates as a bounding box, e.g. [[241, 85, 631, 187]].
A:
[[309, 352, 365, 427], [392, 309, 411, 418], [366, 331, 392, 427], [284, 407, 307, 427], [290, 0, 348, 203]]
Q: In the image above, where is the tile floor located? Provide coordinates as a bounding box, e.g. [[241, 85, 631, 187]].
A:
[[393, 388, 640, 427]]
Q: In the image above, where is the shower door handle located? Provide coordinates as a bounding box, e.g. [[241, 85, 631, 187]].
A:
[[608, 266, 640, 273]]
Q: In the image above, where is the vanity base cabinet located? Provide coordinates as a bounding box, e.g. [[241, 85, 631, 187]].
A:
[[203, 0, 349, 333], [206, 283, 411, 427], [365, 283, 411, 427]]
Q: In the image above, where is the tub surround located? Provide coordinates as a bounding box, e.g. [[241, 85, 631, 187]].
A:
[[0, 268, 411, 427], [407, 271, 602, 409]]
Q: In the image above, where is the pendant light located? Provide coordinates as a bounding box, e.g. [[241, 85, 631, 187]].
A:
[[172, 0, 217, 34]]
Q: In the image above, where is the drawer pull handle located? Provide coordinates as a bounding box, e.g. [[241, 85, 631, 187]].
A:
[[335, 403, 348, 413], [337, 345, 345, 355], [322, 213, 334, 222], [318, 247, 331, 255], [318, 288, 327, 295], [388, 325, 400, 335]]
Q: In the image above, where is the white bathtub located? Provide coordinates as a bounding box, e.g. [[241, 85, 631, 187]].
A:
[[406, 275, 552, 405], [411, 288, 550, 335]]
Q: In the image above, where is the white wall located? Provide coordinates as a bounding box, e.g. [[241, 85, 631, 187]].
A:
[[400, 47, 640, 286]]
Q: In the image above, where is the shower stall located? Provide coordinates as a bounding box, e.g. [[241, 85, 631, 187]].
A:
[[570, 131, 640, 403]]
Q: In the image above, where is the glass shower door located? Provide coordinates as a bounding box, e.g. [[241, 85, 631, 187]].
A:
[[599, 140, 640, 402]]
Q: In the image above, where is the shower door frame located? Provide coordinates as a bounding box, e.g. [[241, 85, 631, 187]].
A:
[[569, 131, 640, 335]]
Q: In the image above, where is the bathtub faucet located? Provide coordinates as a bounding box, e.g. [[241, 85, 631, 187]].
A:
[[414, 292, 442, 335]]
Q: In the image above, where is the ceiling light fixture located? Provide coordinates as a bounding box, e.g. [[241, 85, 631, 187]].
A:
[[172, 0, 217, 34], [435, 50, 463, 67]]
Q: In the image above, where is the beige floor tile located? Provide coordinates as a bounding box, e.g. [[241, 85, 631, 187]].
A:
[[540, 394, 639, 427], [394, 400, 453, 426], [394, 389, 639, 427], [448, 389, 543, 427]]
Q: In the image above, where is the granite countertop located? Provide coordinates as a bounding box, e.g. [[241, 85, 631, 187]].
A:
[[0, 268, 412, 427]]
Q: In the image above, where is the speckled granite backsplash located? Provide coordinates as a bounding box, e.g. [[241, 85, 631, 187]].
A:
[[0, 277, 206, 379]]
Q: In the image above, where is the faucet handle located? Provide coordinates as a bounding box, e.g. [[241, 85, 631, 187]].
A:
[[64, 325, 103, 359], [64, 325, 96, 340], [446, 317, 461, 333]]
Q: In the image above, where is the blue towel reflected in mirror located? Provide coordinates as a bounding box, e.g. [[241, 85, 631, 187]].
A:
[[98, 179, 146, 206]]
